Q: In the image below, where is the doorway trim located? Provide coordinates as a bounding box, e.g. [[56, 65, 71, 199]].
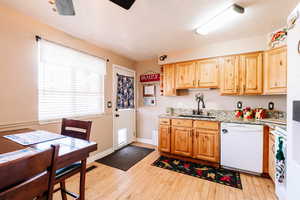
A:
[[112, 64, 137, 151]]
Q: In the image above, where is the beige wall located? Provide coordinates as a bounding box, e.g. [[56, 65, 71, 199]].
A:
[[136, 58, 287, 140], [158, 35, 268, 65], [0, 4, 136, 154]]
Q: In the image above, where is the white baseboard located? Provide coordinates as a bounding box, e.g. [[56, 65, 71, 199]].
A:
[[87, 147, 114, 164], [136, 137, 155, 145]]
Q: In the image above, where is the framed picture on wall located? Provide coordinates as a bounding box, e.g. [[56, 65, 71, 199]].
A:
[[143, 84, 156, 97]]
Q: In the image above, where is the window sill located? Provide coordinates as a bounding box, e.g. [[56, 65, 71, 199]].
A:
[[38, 113, 109, 125]]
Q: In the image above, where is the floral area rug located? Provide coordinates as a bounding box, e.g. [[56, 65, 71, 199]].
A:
[[152, 156, 242, 189]]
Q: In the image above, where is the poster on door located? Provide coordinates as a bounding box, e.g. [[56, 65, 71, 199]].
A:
[[117, 73, 135, 109]]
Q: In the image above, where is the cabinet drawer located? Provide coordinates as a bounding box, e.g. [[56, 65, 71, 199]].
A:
[[193, 121, 219, 130], [172, 119, 193, 127], [160, 118, 170, 125]]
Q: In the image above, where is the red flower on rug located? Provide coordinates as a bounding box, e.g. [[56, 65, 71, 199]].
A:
[[196, 169, 203, 176], [220, 176, 232, 182], [184, 163, 190, 169]]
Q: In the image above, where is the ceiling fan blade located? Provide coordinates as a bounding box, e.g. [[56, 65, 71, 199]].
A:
[[110, 0, 136, 10], [55, 0, 75, 15]]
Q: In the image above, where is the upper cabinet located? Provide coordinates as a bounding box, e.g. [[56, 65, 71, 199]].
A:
[[175, 61, 197, 89], [196, 58, 219, 88], [220, 52, 263, 95], [264, 46, 287, 95], [219, 56, 240, 95], [240, 52, 263, 95], [162, 48, 286, 97], [163, 64, 177, 96]]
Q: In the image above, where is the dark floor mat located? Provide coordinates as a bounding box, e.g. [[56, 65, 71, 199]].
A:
[[152, 156, 242, 189], [96, 145, 155, 171]]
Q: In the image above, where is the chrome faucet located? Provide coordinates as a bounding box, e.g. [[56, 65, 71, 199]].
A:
[[195, 93, 206, 115]]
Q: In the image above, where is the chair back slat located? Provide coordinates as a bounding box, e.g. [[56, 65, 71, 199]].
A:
[[61, 118, 92, 141], [0, 145, 59, 200]]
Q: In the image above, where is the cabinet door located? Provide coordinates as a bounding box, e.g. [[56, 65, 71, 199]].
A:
[[175, 61, 196, 89], [219, 56, 239, 95], [193, 129, 220, 163], [269, 134, 276, 183], [196, 58, 219, 88], [159, 125, 171, 152], [171, 127, 193, 157], [163, 64, 177, 96], [264, 47, 287, 94], [240, 52, 263, 95]]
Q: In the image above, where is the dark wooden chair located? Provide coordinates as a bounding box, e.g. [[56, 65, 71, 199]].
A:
[[0, 145, 59, 200], [54, 118, 92, 200]]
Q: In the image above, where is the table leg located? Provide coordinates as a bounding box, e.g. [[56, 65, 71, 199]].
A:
[[79, 159, 87, 200]]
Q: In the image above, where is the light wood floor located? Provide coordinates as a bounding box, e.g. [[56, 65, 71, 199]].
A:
[[53, 143, 277, 200]]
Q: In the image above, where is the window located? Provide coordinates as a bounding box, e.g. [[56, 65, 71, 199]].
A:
[[38, 39, 106, 121]]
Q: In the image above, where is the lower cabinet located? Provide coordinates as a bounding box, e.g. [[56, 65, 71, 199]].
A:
[[171, 127, 193, 157], [158, 125, 171, 153], [269, 133, 276, 183], [193, 129, 220, 163], [159, 118, 220, 163]]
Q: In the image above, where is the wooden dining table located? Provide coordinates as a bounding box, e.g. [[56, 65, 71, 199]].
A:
[[0, 128, 97, 199]]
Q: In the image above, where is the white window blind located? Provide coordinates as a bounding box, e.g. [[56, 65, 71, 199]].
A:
[[38, 39, 106, 121]]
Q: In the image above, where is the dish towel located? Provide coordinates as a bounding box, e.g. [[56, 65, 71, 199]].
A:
[[276, 137, 285, 183]]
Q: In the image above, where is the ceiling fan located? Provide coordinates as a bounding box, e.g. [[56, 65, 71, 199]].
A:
[[49, 0, 136, 16]]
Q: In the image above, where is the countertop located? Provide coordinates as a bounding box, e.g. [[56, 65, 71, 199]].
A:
[[159, 114, 287, 127]]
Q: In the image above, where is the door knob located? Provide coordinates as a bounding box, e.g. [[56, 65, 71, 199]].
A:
[[115, 114, 120, 117]]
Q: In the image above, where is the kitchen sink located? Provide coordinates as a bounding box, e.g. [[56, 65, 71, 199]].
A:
[[178, 114, 216, 119]]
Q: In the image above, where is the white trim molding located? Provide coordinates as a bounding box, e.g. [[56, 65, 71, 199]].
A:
[[136, 137, 155, 145], [87, 147, 114, 164]]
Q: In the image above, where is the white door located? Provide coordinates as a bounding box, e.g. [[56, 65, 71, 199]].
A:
[[113, 65, 136, 150]]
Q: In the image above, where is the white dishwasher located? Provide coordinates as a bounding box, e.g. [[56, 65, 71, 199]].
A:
[[221, 123, 264, 174]]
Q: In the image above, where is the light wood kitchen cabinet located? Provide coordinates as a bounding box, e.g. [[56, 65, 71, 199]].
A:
[[175, 61, 197, 89], [264, 46, 287, 95], [219, 56, 240, 95], [196, 58, 219, 88], [161, 48, 285, 97], [163, 64, 177, 96], [193, 121, 220, 162], [220, 53, 263, 95], [158, 118, 220, 163], [159, 125, 171, 153], [159, 119, 171, 152], [193, 129, 220, 162], [240, 52, 263, 95], [269, 133, 276, 183], [171, 126, 193, 157]]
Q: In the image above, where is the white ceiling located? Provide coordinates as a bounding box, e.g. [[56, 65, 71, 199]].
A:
[[0, 0, 298, 61]]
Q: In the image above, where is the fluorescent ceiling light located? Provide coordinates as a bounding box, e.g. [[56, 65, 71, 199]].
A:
[[196, 4, 245, 35]]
